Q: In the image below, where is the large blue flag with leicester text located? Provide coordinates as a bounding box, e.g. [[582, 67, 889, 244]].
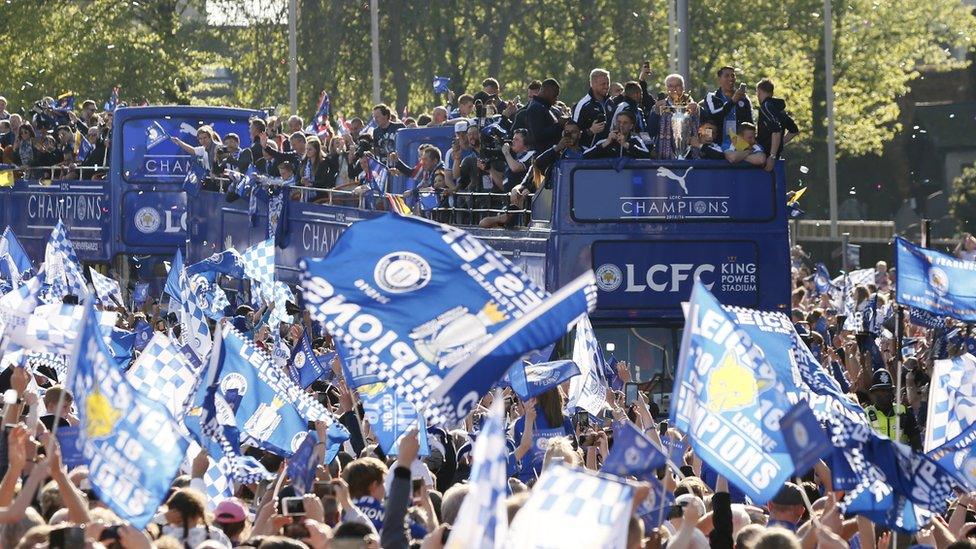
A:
[[672, 281, 801, 503], [66, 302, 188, 528], [301, 214, 597, 426], [895, 236, 976, 322]]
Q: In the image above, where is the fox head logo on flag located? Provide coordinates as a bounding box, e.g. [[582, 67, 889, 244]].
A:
[[706, 351, 772, 413], [84, 388, 121, 438]]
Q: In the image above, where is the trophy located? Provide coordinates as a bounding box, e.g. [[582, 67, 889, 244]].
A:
[[670, 96, 693, 159]]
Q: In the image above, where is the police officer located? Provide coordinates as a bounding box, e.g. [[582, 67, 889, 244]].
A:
[[864, 369, 921, 450]]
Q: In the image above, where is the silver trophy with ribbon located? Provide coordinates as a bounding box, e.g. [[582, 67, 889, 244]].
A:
[[670, 97, 693, 159]]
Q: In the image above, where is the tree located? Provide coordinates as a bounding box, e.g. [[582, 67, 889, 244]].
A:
[[950, 164, 976, 235]]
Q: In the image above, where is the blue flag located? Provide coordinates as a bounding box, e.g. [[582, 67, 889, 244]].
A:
[[895, 236, 976, 321], [289, 329, 331, 389], [828, 413, 959, 533], [0, 227, 33, 279], [66, 302, 188, 528], [601, 420, 667, 477], [211, 324, 334, 456], [635, 474, 673, 532], [146, 120, 169, 150], [287, 431, 320, 495], [55, 425, 87, 469], [506, 359, 580, 401], [780, 401, 831, 476], [301, 214, 597, 425], [183, 149, 209, 197], [359, 381, 430, 456], [186, 249, 245, 282], [432, 76, 451, 94], [164, 249, 184, 304], [814, 263, 831, 295], [672, 281, 799, 503], [132, 282, 150, 309], [661, 435, 687, 467]]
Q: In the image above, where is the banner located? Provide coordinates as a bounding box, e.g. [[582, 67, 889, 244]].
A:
[[506, 359, 579, 401], [895, 236, 976, 321], [301, 214, 596, 425], [671, 281, 798, 503], [359, 381, 429, 456], [66, 303, 188, 528]]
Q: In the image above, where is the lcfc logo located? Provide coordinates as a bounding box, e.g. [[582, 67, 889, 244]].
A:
[[595, 263, 622, 291], [374, 252, 432, 294], [134, 207, 161, 234], [929, 267, 949, 296]]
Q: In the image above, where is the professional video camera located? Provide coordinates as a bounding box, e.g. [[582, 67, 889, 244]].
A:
[[353, 136, 373, 159], [478, 124, 509, 172]]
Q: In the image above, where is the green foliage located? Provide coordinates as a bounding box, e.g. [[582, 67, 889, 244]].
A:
[[1, 0, 973, 163], [950, 164, 976, 235]]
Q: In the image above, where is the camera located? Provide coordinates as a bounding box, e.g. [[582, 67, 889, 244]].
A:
[[354, 136, 373, 159], [478, 126, 509, 171], [281, 496, 306, 516]]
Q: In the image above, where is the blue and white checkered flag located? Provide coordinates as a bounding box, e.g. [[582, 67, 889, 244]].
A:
[[268, 281, 294, 328], [179, 269, 212, 364], [45, 221, 88, 300], [568, 315, 608, 416], [506, 463, 635, 548], [127, 333, 201, 420], [88, 267, 122, 307], [909, 306, 946, 329], [243, 239, 275, 287], [925, 354, 976, 452], [447, 394, 509, 549]]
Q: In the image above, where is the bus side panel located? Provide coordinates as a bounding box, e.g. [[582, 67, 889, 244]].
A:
[[8, 179, 112, 262]]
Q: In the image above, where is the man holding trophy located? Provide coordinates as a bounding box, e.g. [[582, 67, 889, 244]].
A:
[[648, 74, 700, 159]]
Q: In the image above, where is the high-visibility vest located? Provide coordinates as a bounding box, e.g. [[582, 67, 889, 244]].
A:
[[864, 404, 909, 443]]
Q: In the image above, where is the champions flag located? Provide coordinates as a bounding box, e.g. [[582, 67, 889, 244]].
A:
[[506, 464, 634, 548], [66, 302, 188, 528], [895, 236, 976, 322], [359, 381, 429, 456], [301, 214, 597, 426], [446, 394, 508, 549], [671, 281, 798, 504]]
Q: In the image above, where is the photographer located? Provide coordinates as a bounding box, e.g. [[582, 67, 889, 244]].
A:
[[215, 132, 241, 175], [531, 120, 584, 188], [703, 66, 754, 148], [583, 110, 650, 159], [501, 129, 534, 193], [525, 78, 565, 152]]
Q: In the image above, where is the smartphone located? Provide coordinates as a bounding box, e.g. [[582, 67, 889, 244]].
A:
[[625, 382, 640, 407], [738, 83, 747, 93], [50, 526, 85, 549], [576, 410, 589, 429], [659, 420, 669, 437], [313, 480, 335, 499], [441, 525, 452, 544], [281, 496, 306, 517]]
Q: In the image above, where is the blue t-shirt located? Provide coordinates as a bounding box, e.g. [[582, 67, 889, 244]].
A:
[[512, 408, 574, 482], [351, 496, 428, 540]]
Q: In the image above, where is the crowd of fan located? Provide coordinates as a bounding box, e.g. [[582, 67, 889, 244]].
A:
[[0, 64, 799, 225], [0, 237, 970, 549]]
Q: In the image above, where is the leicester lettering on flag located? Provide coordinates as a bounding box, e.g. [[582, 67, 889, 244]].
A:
[[446, 395, 508, 549], [895, 236, 976, 321], [66, 303, 188, 528], [506, 359, 579, 401], [506, 463, 634, 548], [568, 315, 609, 417], [671, 281, 797, 503], [301, 214, 596, 426]]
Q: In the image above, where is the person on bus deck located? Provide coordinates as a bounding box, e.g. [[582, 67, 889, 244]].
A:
[[530, 119, 585, 190], [263, 131, 306, 179], [501, 129, 534, 193], [689, 121, 725, 160], [756, 78, 799, 172], [573, 68, 613, 148], [170, 125, 222, 176], [582, 110, 651, 159], [238, 117, 267, 173], [303, 136, 337, 199], [723, 122, 766, 167], [702, 66, 754, 148]]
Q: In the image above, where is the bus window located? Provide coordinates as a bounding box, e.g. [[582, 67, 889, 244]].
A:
[[121, 116, 252, 184]]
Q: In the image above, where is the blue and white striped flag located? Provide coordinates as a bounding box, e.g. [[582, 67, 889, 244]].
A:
[[89, 267, 122, 307], [506, 463, 634, 548], [446, 395, 508, 549]]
